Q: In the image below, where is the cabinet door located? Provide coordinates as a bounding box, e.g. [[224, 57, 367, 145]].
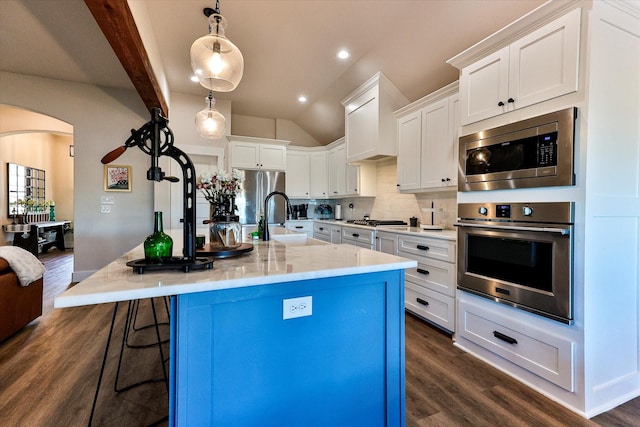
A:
[[330, 225, 342, 244], [335, 144, 347, 196], [509, 8, 580, 110], [230, 142, 261, 169], [376, 231, 397, 255], [460, 46, 509, 125], [327, 147, 339, 197], [397, 111, 422, 191], [259, 144, 287, 171], [309, 152, 328, 198], [446, 93, 460, 188], [420, 98, 450, 188], [345, 86, 378, 161], [344, 163, 359, 196], [285, 151, 310, 198]]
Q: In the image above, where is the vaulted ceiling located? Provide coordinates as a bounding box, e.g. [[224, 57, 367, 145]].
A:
[[0, 0, 545, 144]]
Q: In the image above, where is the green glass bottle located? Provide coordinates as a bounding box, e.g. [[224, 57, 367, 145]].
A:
[[144, 211, 173, 263]]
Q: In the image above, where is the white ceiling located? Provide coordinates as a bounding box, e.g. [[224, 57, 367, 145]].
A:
[[0, 0, 546, 144]]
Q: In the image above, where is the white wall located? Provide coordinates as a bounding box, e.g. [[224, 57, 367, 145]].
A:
[[0, 71, 152, 278], [231, 114, 321, 146], [0, 132, 74, 241]]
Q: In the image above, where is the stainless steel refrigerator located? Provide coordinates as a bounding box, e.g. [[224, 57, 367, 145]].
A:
[[236, 170, 286, 225]]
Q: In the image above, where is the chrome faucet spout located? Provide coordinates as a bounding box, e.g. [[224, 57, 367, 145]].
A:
[[262, 191, 292, 241]]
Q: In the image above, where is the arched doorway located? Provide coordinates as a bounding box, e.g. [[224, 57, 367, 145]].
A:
[[0, 104, 75, 254]]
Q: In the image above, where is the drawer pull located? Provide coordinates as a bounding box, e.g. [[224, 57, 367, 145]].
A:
[[416, 268, 430, 275], [416, 244, 430, 251], [352, 233, 360, 238], [416, 298, 429, 306], [295, 226, 303, 229], [493, 331, 518, 345], [319, 227, 324, 231]]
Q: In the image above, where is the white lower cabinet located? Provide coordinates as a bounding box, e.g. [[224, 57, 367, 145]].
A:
[[375, 231, 397, 254], [405, 282, 455, 332], [341, 226, 375, 250], [285, 220, 314, 238], [398, 234, 456, 333], [457, 294, 575, 392], [313, 222, 342, 243]]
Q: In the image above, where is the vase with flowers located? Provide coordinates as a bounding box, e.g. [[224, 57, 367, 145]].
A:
[[197, 169, 243, 248]]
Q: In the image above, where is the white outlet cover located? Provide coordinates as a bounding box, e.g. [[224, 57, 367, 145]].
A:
[[282, 296, 312, 320]]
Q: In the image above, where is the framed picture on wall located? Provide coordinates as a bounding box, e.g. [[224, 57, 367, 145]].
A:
[[104, 165, 132, 192]]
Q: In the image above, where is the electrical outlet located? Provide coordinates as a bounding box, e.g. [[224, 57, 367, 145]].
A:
[[100, 196, 115, 204], [100, 205, 111, 214], [282, 296, 312, 320]]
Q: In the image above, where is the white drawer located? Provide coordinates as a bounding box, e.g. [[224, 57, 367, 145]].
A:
[[398, 235, 455, 263], [286, 221, 313, 232], [313, 222, 330, 233], [457, 296, 574, 391], [405, 282, 455, 333], [404, 254, 455, 297], [341, 226, 374, 246], [313, 223, 331, 241]]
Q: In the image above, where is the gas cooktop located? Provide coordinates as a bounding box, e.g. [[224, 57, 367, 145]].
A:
[[346, 219, 408, 227]]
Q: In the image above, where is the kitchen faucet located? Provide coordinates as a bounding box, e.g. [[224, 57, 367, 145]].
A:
[[262, 191, 292, 241]]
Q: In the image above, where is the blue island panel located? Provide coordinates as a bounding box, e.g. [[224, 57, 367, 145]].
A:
[[170, 270, 405, 426]]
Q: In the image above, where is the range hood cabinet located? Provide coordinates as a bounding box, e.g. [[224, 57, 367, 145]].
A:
[[341, 72, 409, 163]]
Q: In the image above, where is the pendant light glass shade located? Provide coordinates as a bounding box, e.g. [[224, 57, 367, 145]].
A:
[[195, 93, 226, 139], [191, 11, 244, 92]]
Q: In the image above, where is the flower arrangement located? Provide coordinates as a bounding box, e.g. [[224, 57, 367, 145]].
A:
[[197, 169, 243, 218], [315, 204, 333, 218]]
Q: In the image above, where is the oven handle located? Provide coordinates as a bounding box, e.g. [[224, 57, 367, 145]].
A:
[[454, 222, 571, 236]]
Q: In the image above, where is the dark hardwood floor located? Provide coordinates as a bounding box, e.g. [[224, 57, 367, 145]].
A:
[[1, 251, 638, 426]]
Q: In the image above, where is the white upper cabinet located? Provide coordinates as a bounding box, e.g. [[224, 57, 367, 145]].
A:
[[286, 150, 310, 198], [341, 72, 409, 163], [459, 8, 581, 125], [286, 138, 375, 199], [397, 111, 422, 191], [309, 151, 328, 198], [396, 82, 459, 192], [229, 136, 288, 171]]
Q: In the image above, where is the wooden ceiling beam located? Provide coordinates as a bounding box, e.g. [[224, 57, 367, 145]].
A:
[[84, 0, 168, 116]]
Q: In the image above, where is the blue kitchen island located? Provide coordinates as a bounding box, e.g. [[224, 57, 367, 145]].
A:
[[55, 229, 415, 426]]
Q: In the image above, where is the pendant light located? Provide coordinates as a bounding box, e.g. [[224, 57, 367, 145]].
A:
[[190, 1, 244, 92], [195, 92, 226, 139]]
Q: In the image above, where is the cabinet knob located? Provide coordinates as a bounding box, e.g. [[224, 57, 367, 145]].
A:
[[498, 101, 505, 107], [446, 178, 451, 182], [507, 98, 515, 103], [441, 178, 446, 182]]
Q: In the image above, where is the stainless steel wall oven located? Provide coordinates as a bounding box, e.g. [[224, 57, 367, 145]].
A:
[[456, 202, 574, 324], [459, 107, 577, 191]]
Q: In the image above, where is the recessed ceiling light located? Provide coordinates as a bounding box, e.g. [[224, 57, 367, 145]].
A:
[[298, 95, 307, 103], [337, 49, 350, 60], [190, 75, 199, 83]]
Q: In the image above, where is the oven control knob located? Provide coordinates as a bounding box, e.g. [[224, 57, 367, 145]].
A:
[[478, 206, 488, 216], [522, 206, 534, 216]]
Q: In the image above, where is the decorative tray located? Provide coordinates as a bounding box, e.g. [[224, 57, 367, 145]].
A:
[[196, 243, 254, 258], [126, 257, 215, 274]]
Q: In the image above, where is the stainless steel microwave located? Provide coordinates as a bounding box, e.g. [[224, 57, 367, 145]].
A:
[[459, 107, 577, 191]]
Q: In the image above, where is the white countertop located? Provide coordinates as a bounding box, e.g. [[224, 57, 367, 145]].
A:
[[54, 227, 416, 308], [314, 220, 457, 241]]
